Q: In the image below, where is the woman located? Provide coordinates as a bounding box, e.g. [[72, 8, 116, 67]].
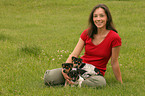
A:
[[44, 4, 123, 87]]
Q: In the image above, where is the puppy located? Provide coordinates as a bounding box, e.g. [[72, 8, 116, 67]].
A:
[[62, 63, 73, 73], [67, 68, 84, 87], [62, 63, 74, 86], [72, 56, 82, 68], [78, 63, 102, 79]]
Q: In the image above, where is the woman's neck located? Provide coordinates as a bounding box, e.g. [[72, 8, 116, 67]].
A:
[[97, 28, 108, 36]]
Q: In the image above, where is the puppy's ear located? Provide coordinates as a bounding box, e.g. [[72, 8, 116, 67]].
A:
[[80, 58, 82, 62], [78, 58, 82, 62], [62, 63, 65, 68], [72, 56, 77, 61]]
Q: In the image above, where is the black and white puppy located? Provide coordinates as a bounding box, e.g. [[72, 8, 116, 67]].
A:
[[78, 63, 102, 79]]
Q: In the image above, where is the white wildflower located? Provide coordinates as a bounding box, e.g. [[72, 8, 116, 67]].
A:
[[61, 50, 64, 53], [52, 58, 55, 61]]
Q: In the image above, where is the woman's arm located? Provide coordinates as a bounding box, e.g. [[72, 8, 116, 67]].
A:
[[62, 38, 85, 84], [66, 38, 85, 63], [111, 46, 123, 83]]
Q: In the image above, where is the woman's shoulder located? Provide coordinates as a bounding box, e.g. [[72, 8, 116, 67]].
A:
[[109, 30, 121, 39], [82, 29, 89, 34], [109, 30, 122, 47], [81, 29, 90, 36], [80, 29, 89, 41]]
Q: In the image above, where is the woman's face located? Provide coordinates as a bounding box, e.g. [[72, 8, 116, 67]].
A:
[[93, 8, 107, 29]]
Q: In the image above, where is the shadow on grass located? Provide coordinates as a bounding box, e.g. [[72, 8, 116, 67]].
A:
[[0, 34, 11, 41], [18, 45, 42, 57]]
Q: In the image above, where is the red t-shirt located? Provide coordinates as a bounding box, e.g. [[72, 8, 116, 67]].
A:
[[80, 29, 122, 76]]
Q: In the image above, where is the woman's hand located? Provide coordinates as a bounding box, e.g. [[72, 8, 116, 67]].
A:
[[61, 69, 74, 85], [111, 46, 123, 84]]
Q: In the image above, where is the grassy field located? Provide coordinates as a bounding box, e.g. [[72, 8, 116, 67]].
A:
[[0, 0, 144, 96]]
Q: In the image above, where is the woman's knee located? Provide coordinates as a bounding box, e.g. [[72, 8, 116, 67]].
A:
[[81, 75, 106, 88], [44, 68, 65, 86]]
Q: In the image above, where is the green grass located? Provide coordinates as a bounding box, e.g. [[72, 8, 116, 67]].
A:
[[0, 0, 144, 96]]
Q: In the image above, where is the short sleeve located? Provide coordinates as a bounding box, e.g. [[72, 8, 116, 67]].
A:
[[80, 29, 88, 41], [112, 34, 122, 47]]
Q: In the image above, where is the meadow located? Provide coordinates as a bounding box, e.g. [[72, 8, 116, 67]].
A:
[[0, 0, 144, 96]]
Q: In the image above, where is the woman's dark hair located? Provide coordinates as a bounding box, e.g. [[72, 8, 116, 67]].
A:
[[88, 4, 117, 39]]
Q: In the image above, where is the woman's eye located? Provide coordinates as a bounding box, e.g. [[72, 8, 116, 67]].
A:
[[93, 15, 98, 17], [100, 14, 104, 17]]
